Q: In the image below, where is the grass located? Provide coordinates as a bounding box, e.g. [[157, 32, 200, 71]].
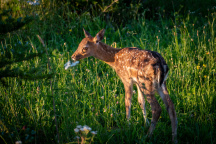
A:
[[0, 1, 216, 143]]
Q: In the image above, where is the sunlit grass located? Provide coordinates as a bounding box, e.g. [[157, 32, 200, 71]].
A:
[[0, 1, 216, 143]]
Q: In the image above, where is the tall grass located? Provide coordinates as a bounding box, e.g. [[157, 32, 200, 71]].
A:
[[0, 1, 216, 143]]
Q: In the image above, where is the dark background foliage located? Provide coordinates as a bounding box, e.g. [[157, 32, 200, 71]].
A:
[[0, 0, 215, 143]]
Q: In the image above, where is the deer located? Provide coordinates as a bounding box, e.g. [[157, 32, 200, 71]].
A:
[[71, 29, 178, 143]]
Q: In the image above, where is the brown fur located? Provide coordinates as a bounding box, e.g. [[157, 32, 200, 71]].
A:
[[72, 29, 178, 143]]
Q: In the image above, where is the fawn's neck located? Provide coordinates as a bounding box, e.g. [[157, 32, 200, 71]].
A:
[[93, 42, 120, 67]]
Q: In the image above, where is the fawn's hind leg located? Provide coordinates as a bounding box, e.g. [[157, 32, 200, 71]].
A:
[[138, 82, 162, 135], [157, 82, 178, 144]]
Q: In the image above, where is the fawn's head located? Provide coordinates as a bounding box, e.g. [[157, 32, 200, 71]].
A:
[[71, 29, 105, 61]]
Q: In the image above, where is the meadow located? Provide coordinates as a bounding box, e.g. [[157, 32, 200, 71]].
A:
[[0, 1, 216, 143]]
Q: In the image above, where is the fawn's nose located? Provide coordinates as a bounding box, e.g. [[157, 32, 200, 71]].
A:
[[71, 55, 75, 61]]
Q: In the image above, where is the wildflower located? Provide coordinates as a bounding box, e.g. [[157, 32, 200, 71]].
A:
[[64, 61, 79, 70], [204, 75, 207, 78], [91, 131, 97, 135], [27, 0, 40, 5], [101, 96, 104, 99], [76, 125, 82, 129], [133, 90, 136, 94], [69, 29, 72, 32], [64, 61, 71, 70], [116, 101, 119, 104], [82, 125, 92, 132], [197, 66, 200, 69], [203, 64, 207, 67], [206, 52, 210, 55], [111, 113, 113, 117], [74, 128, 79, 133], [191, 39, 194, 41]]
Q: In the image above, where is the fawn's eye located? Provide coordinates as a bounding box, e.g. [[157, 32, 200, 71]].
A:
[[82, 47, 88, 53]]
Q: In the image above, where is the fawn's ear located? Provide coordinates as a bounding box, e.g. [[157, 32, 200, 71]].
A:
[[83, 28, 92, 38], [94, 29, 105, 43]]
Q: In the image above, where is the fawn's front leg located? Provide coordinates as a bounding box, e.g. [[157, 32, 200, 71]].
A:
[[136, 84, 150, 126], [123, 82, 133, 121]]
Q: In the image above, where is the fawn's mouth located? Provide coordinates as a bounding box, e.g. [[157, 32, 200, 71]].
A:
[[71, 54, 82, 61]]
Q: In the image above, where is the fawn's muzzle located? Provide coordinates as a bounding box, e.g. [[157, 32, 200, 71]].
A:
[[71, 54, 82, 61], [71, 55, 76, 61]]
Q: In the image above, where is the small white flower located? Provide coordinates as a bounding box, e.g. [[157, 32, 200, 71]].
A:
[[74, 128, 79, 133], [76, 125, 82, 129], [64, 61, 79, 70], [82, 125, 92, 131], [27, 0, 40, 5], [101, 96, 104, 99], [64, 61, 71, 70], [91, 131, 97, 135], [80, 127, 84, 131], [71, 61, 79, 67]]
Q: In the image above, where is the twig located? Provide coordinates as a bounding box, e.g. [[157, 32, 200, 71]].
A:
[[103, 0, 118, 12], [37, 35, 60, 143]]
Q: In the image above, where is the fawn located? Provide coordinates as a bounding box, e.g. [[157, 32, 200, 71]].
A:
[[71, 29, 178, 143]]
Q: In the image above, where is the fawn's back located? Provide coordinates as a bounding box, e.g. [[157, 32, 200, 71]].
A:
[[113, 47, 168, 88]]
